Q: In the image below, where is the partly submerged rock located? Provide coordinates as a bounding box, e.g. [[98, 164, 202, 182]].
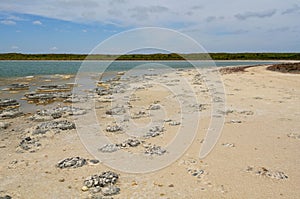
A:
[[36, 84, 71, 93], [3, 83, 29, 91], [0, 99, 20, 110]]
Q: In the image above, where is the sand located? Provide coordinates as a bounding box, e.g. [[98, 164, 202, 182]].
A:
[[0, 64, 299, 198]]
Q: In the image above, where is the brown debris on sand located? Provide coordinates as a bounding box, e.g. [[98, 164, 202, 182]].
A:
[[219, 65, 257, 74], [267, 62, 300, 74]]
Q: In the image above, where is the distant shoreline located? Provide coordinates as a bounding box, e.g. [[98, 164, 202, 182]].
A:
[[0, 53, 299, 61], [0, 60, 298, 63]]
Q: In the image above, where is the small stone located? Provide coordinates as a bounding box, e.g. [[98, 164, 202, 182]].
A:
[[0, 195, 12, 199], [230, 120, 242, 123], [0, 122, 10, 129], [98, 144, 119, 153], [149, 104, 160, 110], [59, 178, 65, 182], [132, 181, 138, 186], [102, 185, 120, 196], [81, 185, 89, 191], [91, 186, 101, 193], [168, 184, 174, 187], [169, 121, 181, 126], [89, 159, 100, 164]]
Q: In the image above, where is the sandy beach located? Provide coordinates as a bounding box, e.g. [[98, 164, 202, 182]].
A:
[[0, 64, 299, 199]]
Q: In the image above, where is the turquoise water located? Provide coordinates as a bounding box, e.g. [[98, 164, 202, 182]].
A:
[[0, 61, 279, 77]]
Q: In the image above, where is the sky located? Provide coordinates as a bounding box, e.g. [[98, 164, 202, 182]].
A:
[[0, 0, 299, 54]]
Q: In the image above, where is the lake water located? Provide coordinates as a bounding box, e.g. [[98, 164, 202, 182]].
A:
[[0, 61, 280, 78]]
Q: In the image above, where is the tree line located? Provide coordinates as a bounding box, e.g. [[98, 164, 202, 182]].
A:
[[0, 53, 299, 60]]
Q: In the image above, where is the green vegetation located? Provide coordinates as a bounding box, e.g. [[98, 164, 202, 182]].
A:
[[0, 53, 299, 60]]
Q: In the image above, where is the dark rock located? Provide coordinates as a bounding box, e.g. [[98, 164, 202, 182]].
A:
[[144, 145, 166, 156], [102, 185, 120, 196], [36, 84, 71, 92], [169, 121, 181, 126], [0, 121, 10, 129], [56, 157, 87, 169], [0, 98, 20, 109], [98, 144, 119, 153], [106, 125, 122, 132], [148, 104, 160, 110], [89, 159, 100, 164], [83, 171, 119, 188], [18, 136, 41, 152], [0, 109, 22, 119], [32, 120, 75, 134], [4, 83, 29, 91], [145, 126, 164, 137], [0, 195, 12, 199]]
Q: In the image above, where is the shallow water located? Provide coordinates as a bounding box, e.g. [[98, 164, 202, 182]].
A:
[[0, 60, 279, 77]]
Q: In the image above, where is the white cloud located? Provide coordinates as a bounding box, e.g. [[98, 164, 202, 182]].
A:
[[1, 20, 16, 25], [50, 46, 58, 51], [0, 0, 298, 51], [82, 29, 87, 32], [235, 9, 277, 20], [282, 4, 300, 15], [32, 20, 42, 25], [11, 46, 20, 51]]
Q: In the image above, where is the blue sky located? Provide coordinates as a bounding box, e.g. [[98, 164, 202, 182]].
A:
[[0, 0, 299, 54]]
